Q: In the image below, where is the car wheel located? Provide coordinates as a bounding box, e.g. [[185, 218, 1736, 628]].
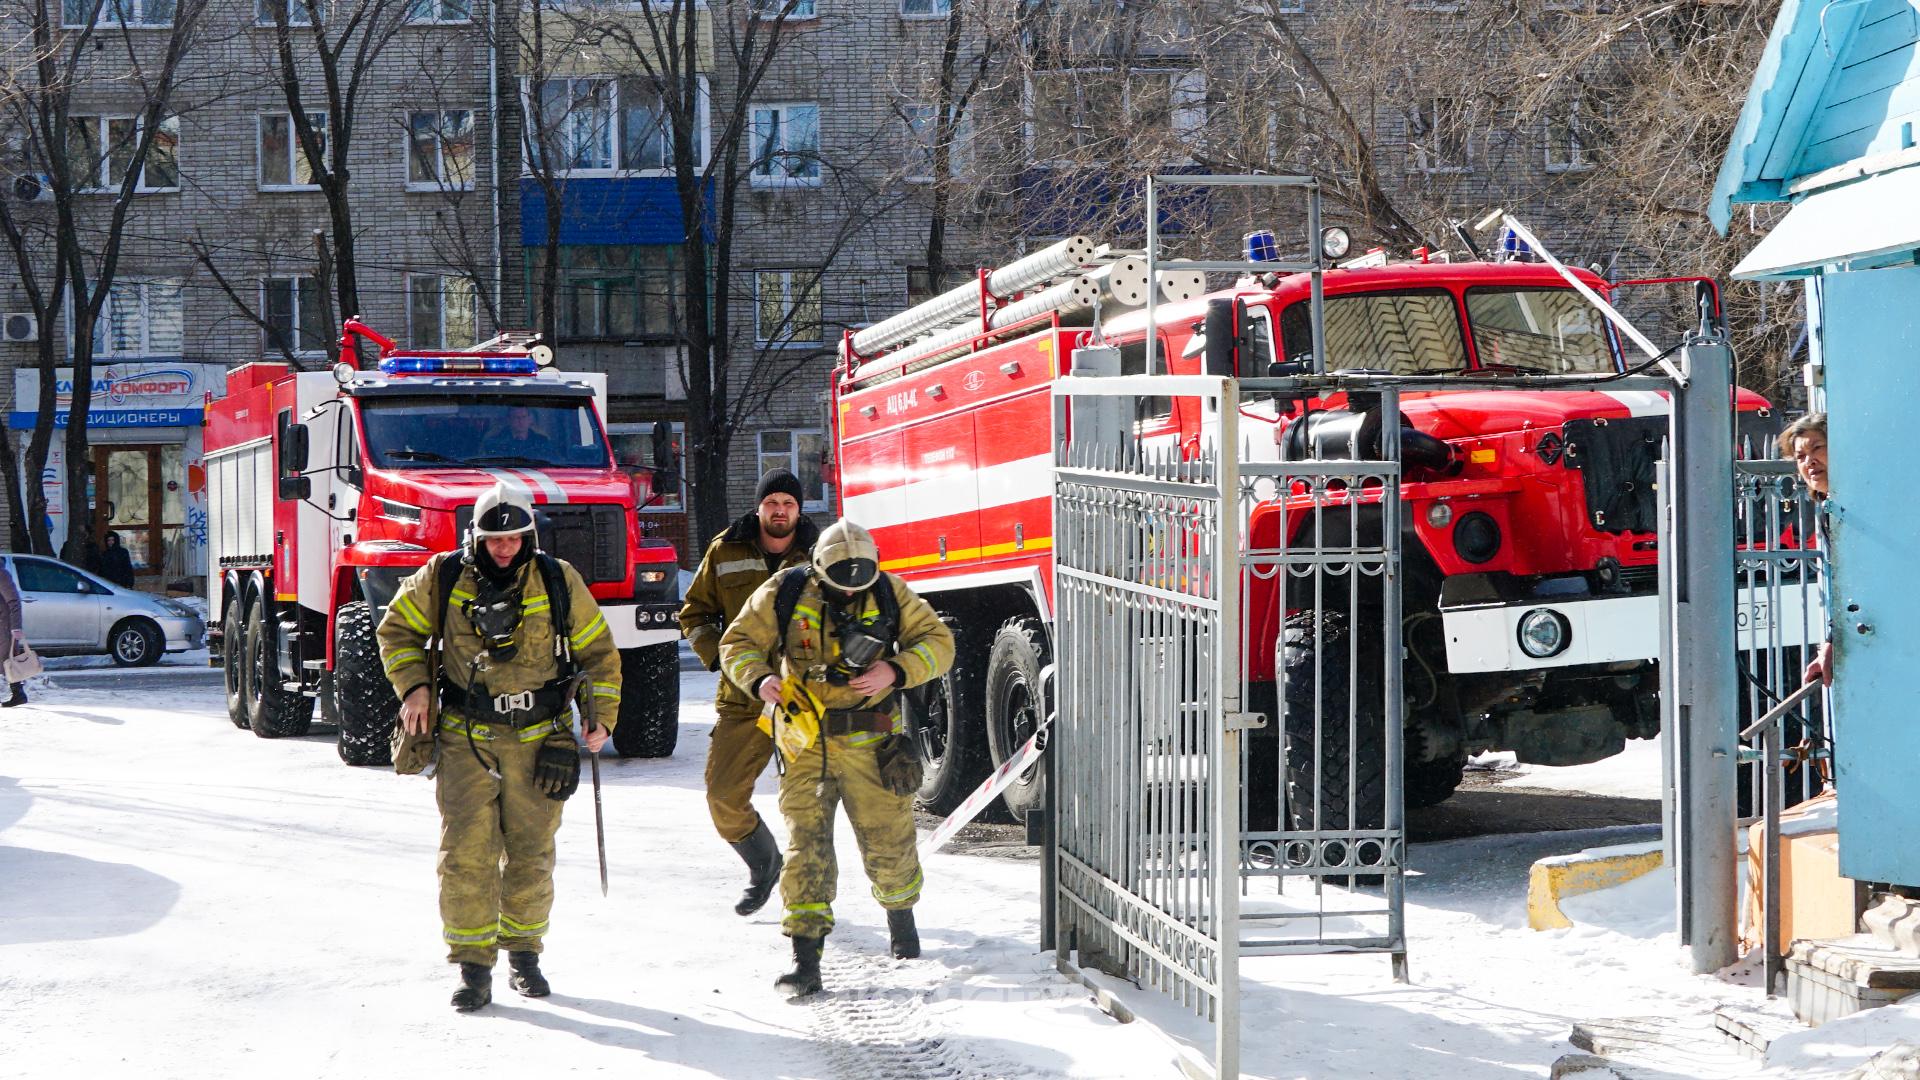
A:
[[109, 618, 162, 667]]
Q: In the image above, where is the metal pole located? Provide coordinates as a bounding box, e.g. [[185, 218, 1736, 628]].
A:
[[1656, 456, 1683, 938], [1674, 335, 1739, 973], [1212, 377, 1242, 1080]]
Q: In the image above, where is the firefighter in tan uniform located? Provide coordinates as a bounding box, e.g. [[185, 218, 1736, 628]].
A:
[[678, 469, 820, 916], [377, 481, 621, 1012], [718, 518, 954, 997]]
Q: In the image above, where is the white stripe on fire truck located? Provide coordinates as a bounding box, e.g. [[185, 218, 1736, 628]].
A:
[[841, 452, 1053, 532], [512, 468, 569, 503], [1595, 390, 1668, 417]]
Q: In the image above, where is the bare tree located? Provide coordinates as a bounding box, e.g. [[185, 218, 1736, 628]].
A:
[[0, 0, 206, 561], [556, 0, 910, 545]]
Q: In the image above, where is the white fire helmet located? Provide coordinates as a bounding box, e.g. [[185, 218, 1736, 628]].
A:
[[813, 518, 880, 594], [472, 480, 537, 538]]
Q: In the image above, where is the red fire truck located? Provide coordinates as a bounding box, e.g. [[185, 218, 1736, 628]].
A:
[[204, 320, 682, 765], [833, 241, 1782, 822]]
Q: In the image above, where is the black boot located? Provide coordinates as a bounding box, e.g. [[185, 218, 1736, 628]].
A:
[[887, 908, 920, 960], [451, 962, 492, 1012], [774, 935, 824, 998], [2, 682, 25, 708], [508, 951, 550, 998], [729, 819, 784, 917]]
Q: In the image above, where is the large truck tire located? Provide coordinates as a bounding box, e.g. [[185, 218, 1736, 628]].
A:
[[984, 616, 1050, 824], [906, 616, 990, 816], [1279, 610, 1387, 851], [1404, 754, 1466, 809], [245, 598, 314, 738], [333, 601, 397, 767], [223, 591, 250, 730], [612, 643, 678, 758]]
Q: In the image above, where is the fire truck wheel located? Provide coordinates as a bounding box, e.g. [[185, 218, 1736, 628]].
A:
[[1279, 610, 1388, 851], [985, 616, 1051, 824], [333, 601, 397, 767], [223, 591, 250, 730], [905, 615, 990, 816], [109, 618, 162, 667], [612, 643, 679, 758], [245, 597, 314, 739]]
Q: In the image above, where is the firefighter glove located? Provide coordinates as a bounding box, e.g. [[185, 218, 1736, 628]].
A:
[[534, 737, 581, 801], [875, 733, 923, 798]]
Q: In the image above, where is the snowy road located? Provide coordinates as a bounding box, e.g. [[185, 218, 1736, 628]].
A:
[[0, 666, 1808, 1079]]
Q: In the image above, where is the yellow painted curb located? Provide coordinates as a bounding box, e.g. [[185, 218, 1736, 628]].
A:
[[1528, 844, 1665, 930]]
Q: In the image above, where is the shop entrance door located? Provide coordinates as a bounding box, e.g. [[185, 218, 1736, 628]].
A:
[[92, 444, 183, 580]]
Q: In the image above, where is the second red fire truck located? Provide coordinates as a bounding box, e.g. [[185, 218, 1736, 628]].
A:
[[204, 321, 683, 766], [833, 237, 1785, 824]]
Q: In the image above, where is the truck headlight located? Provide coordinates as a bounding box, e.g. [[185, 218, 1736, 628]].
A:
[[1517, 609, 1571, 659]]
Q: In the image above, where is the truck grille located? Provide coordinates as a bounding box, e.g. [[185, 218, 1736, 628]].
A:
[[455, 503, 628, 584], [1562, 417, 1663, 534]]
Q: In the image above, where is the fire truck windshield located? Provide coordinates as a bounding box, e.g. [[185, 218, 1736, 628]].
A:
[[359, 396, 610, 470], [1278, 286, 1619, 376]]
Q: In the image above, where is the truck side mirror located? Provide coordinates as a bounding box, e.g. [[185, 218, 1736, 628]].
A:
[[1202, 298, 1243, 378], [278, 416, 310, 475], [278, 476, 311, 501]]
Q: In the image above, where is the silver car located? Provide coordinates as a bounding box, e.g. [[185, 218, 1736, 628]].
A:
[[2, 554, 205, 666]]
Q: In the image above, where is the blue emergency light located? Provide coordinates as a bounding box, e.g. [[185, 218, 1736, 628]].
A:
[[1243, 229, 1279, 263], [1500, 229, 1535, 261], [378, 355, 538, 376]]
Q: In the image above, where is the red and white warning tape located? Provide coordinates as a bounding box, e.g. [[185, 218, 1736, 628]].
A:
[[918, 724, 1048, 858]]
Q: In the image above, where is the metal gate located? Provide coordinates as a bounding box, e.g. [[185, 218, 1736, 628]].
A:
[[1051, 373, 1406, 1078]]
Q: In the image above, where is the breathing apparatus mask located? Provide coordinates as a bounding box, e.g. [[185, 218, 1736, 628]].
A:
[[810, 519, 889, 685], [464, 480, 539, 664]]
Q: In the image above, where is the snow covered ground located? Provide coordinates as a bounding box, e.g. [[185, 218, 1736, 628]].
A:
[[0, 671, 1906, 1078]]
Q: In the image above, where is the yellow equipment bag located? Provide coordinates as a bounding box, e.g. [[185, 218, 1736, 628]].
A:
[[757, 675, 825, 761]]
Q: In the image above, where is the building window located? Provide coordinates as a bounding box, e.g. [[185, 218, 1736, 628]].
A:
[[407, 274, 478, 348], [526, 77, 708, 175], [259, 112, 326, 189], [262, 276, 330, 355], [901, 103, 969, 182], [609, 421, 686, 512], [72, 279, 183, 357], [1027, 69, 1204, 162], [254, 0, 312, 26], [1406, 97, 1470, 173], [756, 269, 822, 345], [1545, 91, 1598, 173], [407, 110, 475, 189], [757, 429, 828, 512], [404, 0, 470, 23], [900, 0, 949, 16], [64, 115, 179, 192], [64, 0, 172, 27], [528, 246, 680, 342], [750, 0, 815, 17], [749, 103, 820, 186]]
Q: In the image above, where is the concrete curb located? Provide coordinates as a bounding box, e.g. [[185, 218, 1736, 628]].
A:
[[1528, 841, 1665, 930]]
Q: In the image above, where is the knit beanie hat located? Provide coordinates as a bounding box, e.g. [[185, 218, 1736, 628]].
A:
[[755, 468, 805, 505]]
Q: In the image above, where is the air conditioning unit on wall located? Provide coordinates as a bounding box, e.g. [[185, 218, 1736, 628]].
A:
[[10, 173, 52, 203], [2, 312, 37, 343]]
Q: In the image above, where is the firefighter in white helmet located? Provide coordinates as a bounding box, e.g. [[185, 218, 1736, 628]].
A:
[[377, 480, 621, 1011], [718, 517, 954, 997]]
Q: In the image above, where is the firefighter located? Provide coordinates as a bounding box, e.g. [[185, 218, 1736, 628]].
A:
[[717, 518, 954, 997], [377, 481, 621, 1012], [678, 468, 821, 916]]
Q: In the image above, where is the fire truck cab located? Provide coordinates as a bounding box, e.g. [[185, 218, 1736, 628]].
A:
[[205, 321, 682, 765]]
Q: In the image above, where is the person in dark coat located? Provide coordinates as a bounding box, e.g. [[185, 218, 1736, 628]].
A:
[[0, 560, 27, 707], [97, 532, 137, 588]]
